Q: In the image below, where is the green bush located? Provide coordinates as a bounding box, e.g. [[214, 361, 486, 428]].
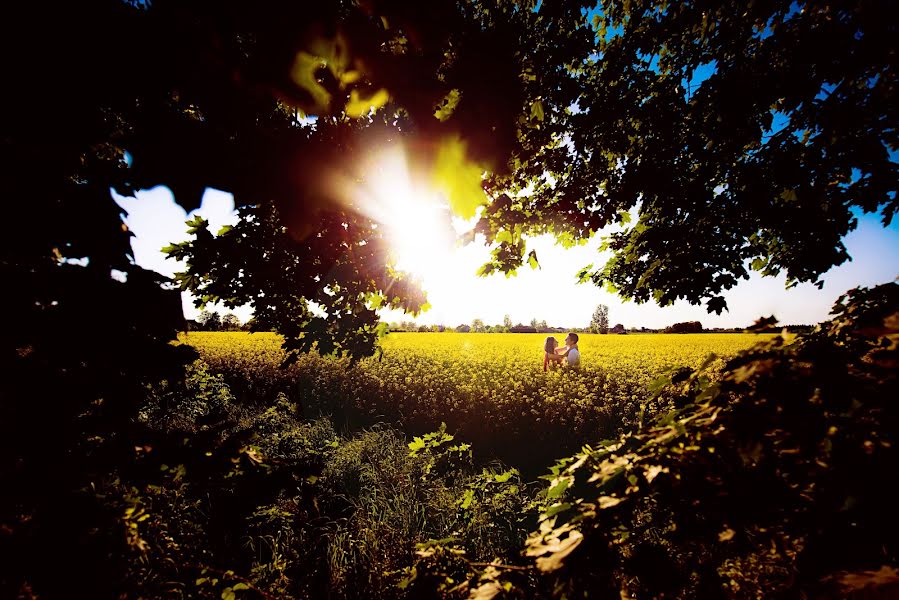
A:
[[116, 364, 534, 598], [525, 283, 899, 598]]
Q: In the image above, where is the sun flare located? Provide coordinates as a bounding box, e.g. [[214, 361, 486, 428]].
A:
[[357, 146, 457, 278]]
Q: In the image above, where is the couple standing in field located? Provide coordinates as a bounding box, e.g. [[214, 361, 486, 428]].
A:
[[543, 332, 580, 371]]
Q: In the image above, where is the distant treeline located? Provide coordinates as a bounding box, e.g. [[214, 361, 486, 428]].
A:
[[387, 322, 577, 334], [185, 310, 261, 332], [387, 321, 817, 334]]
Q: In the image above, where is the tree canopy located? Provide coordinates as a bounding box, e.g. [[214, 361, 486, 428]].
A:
[[591, 304, 610, 334], [6, 0, 894, 362], [474, 0, 898, 313]]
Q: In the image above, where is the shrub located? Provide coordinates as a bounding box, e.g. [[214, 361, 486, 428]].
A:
[[525, 283, 899, 598], [118, 362, 536, 599]]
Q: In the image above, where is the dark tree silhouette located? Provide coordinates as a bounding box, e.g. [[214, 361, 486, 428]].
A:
[[221, 313, 242, 331], [475, 1, 897, 314], [665, 321, 704, 334], [1, 1, 896, 597], [198, 310, 223, 332]]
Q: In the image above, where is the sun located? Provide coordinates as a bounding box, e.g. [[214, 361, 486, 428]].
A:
[[386, 201, 454, 276], [356, 146, 456, 278]]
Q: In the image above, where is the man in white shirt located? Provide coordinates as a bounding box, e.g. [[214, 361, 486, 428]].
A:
[[564, 332, 580, 368]]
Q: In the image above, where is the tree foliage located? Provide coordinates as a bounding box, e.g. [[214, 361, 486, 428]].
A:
[[491, 0, 896, 313], [221, 313, 242, 332], [591, 304, 610, 334], [10, 0, 887, 359], [4, 0, 895, 358], [198, 310, 223, 332], [526, 282, 899, 598], [165, 202, 425, 360], [2, 1, 897, 596], [665, 320, 704, 334]]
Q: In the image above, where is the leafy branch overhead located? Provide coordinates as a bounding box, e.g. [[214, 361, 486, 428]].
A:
[[476, 0, 898, 313], [164, 203, 426, 361], [159, 0, 893, 323], [6, 0, 896, 362]]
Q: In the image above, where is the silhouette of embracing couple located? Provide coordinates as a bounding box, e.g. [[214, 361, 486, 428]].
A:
[[543, 333, 580, 371]]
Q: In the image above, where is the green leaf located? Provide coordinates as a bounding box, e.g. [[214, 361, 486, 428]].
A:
[[432, 135, 486, 220], [185, 215, 207, 228], [434, 89, 462, 121], [648, 375, 672, 398], [698, 353, 718, 371], [707, 296, 727, 314], [475, 263, 493, 277], [544, 502, 572, 518], [367, 293, 384, 309], [546, 477, 570, 500], [494, 469, 517, 483], [530, 99, 545, 122], [597, 495, 623, 509], [780, 189, 798, 202], [576, 265, 594, 283], [408, 437, 426, 455], [345, 88, 390, 117], [290, 51, 331, 111]]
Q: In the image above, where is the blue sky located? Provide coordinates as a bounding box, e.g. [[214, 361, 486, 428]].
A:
[[114, 186, 898, 329]]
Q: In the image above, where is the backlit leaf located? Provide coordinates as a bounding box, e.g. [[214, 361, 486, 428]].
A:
[[431, 136, 486, 220]]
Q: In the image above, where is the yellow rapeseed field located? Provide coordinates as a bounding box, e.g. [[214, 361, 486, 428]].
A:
[[182, 332, 769, 463], [380, 331, 763, 373], [183, 331, 770, 464]]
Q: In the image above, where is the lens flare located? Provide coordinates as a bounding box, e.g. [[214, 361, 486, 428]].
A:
[[349, 145, 456, 277]]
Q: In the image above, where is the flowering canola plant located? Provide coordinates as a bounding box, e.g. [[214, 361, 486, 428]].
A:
[[182, 332, 770, 463]]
